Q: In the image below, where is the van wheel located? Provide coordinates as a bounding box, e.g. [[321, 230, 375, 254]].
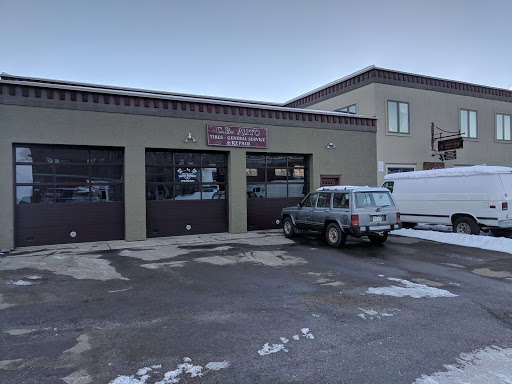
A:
[[490, 229, 512, 238], [453, 217, 480, 235], [326, 223, 346, 247], [369, 232, 389, 245], [401, 222, 416, 229], [283, 217, 296, 238]]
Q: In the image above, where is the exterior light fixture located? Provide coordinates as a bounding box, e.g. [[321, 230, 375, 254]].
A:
[[185, 133, 196, 143], [326, 142, 336, 149]]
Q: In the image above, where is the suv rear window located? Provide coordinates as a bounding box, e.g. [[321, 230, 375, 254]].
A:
[[355, 192, 395, 208]]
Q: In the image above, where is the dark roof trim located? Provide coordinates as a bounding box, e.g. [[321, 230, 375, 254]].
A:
[[0, 72, 281, 107], [0, 82, 377, 133], [284, 66, 512, 108]]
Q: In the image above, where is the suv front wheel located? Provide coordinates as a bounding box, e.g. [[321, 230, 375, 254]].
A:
[[283, 217, 296, 238], [326, 223, 346, 247]]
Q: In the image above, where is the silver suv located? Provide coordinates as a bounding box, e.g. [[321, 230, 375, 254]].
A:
[[281, 186, 402, 246]]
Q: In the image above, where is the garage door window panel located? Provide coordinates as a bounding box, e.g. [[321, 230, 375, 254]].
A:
[[146, 167, 174, 183], [90, 166, 123, 183], [16, 165, 54, 184], [146, 184, 174, 200], [145, 151, 227, 201], [15, 146, 124, 205], [54, 148, 89, 164], [55, 165, 90, 184], [246, 154, 308, 199], [55, 185, 91, 203]]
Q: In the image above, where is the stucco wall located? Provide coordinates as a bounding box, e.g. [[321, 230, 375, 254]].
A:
[[0, 104, 376, 250], [305, 82, 512, 185]]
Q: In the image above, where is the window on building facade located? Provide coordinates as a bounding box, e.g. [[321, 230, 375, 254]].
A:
[[387, 101, 409, 134], [246, 154, 308, 198], [496, 113, 511, 142], [386, 164, 415, 174], [335, 104, 356, 114], [15, 145, 124, 204], [460, 109, 477, 138], [145, 151, 227, 200]]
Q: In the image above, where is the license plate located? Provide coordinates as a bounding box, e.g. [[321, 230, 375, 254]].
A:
[[372, 215, 383, 222]]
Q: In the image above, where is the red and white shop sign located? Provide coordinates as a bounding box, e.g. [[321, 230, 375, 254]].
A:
[[207, 124, 268, 148]]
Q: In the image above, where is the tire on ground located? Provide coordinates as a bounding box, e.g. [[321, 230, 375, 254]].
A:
[[453, 217, 480, 235], [283, 217, 296, 238], [325, 223, 346, 247]]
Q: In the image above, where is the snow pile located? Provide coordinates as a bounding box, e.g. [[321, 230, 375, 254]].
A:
[[414, 346, 512, 383], [109, 358, 229, 384], [367, 278, 458, 298], [393, 228, 512, 255]]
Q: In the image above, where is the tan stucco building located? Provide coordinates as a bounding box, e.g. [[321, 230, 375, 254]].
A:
[[3, 67, 511, 250], [285, 66, 512, 185], [0, 73, 376, 250]]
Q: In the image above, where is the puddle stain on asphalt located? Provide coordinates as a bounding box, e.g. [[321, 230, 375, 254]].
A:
[[472, 268, 512, 279], [0, 254, 127, 281], [194, 250, 307, 267]]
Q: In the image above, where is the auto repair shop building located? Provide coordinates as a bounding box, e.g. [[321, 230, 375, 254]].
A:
[[0, 74, 377, 250]]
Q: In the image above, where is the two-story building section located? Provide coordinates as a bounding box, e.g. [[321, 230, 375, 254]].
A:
[[284, 66, 512, 185]]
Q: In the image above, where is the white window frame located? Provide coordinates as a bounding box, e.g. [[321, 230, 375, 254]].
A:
[[496, 113, 512, 142], [335, 104, 357, 114], [387, 100, 410, 134], [386, 164, 416, 175], [460, 109, 478, 139]]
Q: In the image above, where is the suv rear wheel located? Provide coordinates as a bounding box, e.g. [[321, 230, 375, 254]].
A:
[[326, 223, 346, 247], [453, 217, 480, 235]]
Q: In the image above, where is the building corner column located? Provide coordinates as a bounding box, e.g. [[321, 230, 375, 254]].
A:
[[228, 150, 247, 233], [124, 145, 147, 241]]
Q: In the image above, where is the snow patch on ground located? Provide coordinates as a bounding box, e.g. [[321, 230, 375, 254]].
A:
[[393, 228, 512, 255], [358, 308, 398, 320], [258, 328, 315, 356], [414, 346, 512, 383], [110, 359, 228, 384], [9, 280, 38, 286], [258, 343, 288, 355], [367, 278, 458, 298]]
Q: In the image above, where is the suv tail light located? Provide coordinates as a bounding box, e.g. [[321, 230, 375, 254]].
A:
[[351, 215, 359, 226], [503, 202, 508, 210], [397, 212, 401, 222]]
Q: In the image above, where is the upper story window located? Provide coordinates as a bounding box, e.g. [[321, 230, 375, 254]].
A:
[[335, 104, 356, 114], [387, 101, 409, 134], [496, 113, 511, 142], [460, 109, 477, 139]]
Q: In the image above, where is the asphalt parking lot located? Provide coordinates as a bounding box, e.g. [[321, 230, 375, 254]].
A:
[[1, 230, 512, 384]]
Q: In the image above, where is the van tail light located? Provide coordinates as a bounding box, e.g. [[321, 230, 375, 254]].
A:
[[351, 215, 359, 226], [503, 202, 509, 210], [397, 212, 401, 222]]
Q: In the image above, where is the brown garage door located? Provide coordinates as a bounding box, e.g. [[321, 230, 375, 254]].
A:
[[246, 153, 308, 230], [145, 150, 228, 237], [14, 145, 124, 247]]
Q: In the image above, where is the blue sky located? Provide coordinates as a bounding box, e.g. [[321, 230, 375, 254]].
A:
[[1, 0, 510, 103]]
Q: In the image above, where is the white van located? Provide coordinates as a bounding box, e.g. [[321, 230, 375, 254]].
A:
[[382, 166, 512, 236]]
